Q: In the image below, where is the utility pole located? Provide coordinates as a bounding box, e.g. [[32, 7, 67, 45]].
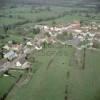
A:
[[82, 47, 86, 70]]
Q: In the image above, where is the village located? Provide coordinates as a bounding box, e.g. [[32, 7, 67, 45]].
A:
[[0, 21, 100, 72], [1, 0, 100, 99], [0, 20, 100, 74]]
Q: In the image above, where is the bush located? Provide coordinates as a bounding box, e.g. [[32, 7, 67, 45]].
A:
[[93, 40, 100, 48], [33, 28, 40, 34], [26, 54, 35, 63]]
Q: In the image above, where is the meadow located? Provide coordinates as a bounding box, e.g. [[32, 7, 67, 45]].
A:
[[6, 44, 74, 100], [69, 49, 100, 100], [0, 70, 23, 98], [5, 44, 100, 100]]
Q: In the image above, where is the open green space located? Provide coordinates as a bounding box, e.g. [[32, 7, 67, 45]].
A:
[[0, 18, 24, 25], [6, 44, 73, 100], [68, 49, 100, 100], [5, 46, 100, 100], [0, 70, 23, 98], [0, 76, 15, 97]]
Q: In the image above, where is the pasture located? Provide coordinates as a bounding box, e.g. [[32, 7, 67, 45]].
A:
[[5, 45, 100, 100]]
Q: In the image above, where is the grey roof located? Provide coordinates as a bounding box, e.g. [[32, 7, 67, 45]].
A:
[[18, 57, 26, 65], [4, 51, 17, 60], [67, 38, 81, 46]]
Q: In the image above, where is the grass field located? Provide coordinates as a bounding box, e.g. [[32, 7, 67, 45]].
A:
[[1, 6, 100, 26], [68, 49, 100, 100], [0, 70, 23, 98], [5, 46, 100, 100], [0, 76, 15, 97], [0, 18, 24, 25]]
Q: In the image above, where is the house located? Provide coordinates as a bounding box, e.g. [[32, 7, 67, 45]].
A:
[[67, 37, 81, 46], [22, 62, 31, 69], [23, 46, 32, 54], [73, 29, 82, 34], [26, 41, 33, 46], [15, 57, 30, 69], [16, 57, 26, 67], [43, 25, 49, 30], [11, 44, 22, 52], [34, 25, 43, 29], [3, 43, 22, 53], [67, 21, 81, 30], [35, 45, 42, 50], [4, 51, 18, 61], [16, 61, 22, 67], [3, 45, 10, 51], [93, 33, 100, 41]]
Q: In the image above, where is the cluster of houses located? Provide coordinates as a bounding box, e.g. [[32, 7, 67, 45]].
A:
[[3, 43, 22, 61], [0, 40, 32, 71], [34, 21, 100, 49], [0, 20, 100, 73]]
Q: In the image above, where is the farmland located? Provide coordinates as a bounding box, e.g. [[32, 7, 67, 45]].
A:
[[6, 44, 74, 100], [0, 70, 23, 98], [69, 49, 100, 100], [3, 44, 100, 100]]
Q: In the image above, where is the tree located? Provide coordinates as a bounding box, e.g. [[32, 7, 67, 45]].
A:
[[26, 54, 35, 63], [96, 4, 100, 12], [45, 32, 51, 37], [93, 40, 100, 48], [46, 6, 51, 11], [67, 33, 73, 40], [0, 34, 6, 39], [31, 5, 35, 13], [0, 47, 4, 59], [52, 20, 56, 27], [9, 15, 13, 18], [3, 25, 9, 34], [33, 28, 40, 34], [63, 31, 68, 37]]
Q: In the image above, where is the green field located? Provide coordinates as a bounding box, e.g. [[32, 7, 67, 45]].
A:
[[69, 49, 100, 100], [0, 77, 15, 97], [4, 45, 100, 100], [0, 70, 23, 98], [5, 44, 73, 100], [1, 6, 100, 26]]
